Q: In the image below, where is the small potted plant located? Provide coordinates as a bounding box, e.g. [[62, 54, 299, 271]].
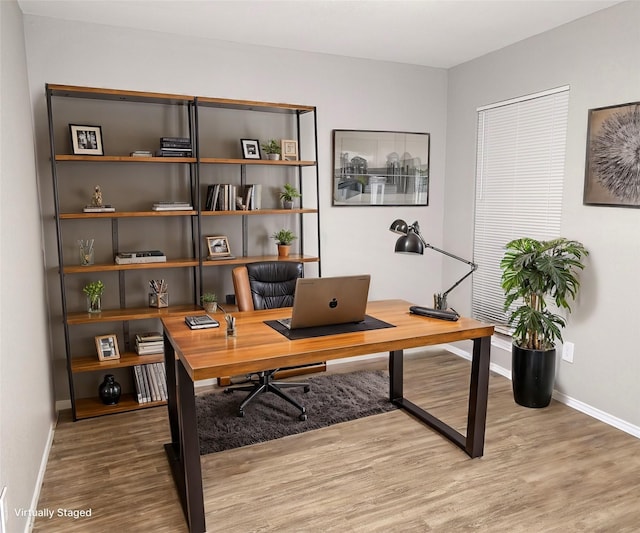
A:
[[271, 228, 297, 257], [83, 280, 104, 313], [501, 237, 588, 408], [261, 139, 281, 160], [279, 183, 301, 209], [201, 292, 218, 314]]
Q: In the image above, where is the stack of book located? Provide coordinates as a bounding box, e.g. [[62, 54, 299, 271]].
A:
[[133, 362, 167, 403], [115, 250, 166, 264], [152, 201, 193, 211], [83, 204, 115, 213], [135, 331, 164, 355], [156, 136, 192, 157]]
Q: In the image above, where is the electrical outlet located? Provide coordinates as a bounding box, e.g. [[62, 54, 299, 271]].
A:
[[0, 486, 7, 533], [562, 341, 574, 363]]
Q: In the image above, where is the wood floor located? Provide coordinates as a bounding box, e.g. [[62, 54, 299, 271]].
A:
[[34, 349, 640, 532]]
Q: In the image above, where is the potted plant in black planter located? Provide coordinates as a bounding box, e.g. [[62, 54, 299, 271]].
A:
[[279, 183, 300, 209], [500, 237, 588, 408]]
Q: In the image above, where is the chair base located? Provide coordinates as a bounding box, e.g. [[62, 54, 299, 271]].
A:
[[224, 371, 310, 420]]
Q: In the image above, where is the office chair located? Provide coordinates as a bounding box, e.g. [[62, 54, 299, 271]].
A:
[[225, 261, 310, 420]]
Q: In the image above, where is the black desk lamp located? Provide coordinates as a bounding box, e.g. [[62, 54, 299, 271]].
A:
[[389, 219, 477, 312]]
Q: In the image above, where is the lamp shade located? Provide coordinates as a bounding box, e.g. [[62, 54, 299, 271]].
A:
[[394, 231, 424, 254], [389, 219, 409, 235]]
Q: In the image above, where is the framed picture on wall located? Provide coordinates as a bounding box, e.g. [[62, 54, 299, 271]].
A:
[[332, 129, 430, 206], [95, 334, 120, 361], [69, 124, 104, 156], [240, 139, 261, 159], [584, 101, 640, 208]]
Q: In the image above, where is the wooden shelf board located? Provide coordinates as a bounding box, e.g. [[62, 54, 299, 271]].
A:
[[64, 258, 198, 273], [202, 254, 319, 267], [67, 304, 205, 325], [201, 208, 317, 216], [75, 394, 166, 419], [196, 96, 314, 114], [199, 157, 315, 166], [60, 210, 197, 219], [71, 352, 165, 373], [55, 155, 195, 163], [47, 84, 193, 105]]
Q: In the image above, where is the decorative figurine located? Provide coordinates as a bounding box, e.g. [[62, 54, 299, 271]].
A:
[[91, 185, 103, 207]]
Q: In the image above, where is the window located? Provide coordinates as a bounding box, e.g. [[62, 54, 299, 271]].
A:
[[472, 87, 570, 329]]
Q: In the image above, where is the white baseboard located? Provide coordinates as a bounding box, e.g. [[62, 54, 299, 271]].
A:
[[27, 419, 56, 532], [442, 343, 640, 440]]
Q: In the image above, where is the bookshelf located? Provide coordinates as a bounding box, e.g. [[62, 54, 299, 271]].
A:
[[46, 84, 321, 420]]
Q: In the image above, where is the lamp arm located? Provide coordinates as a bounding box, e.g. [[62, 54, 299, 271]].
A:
[[424, 243, 478, 299]]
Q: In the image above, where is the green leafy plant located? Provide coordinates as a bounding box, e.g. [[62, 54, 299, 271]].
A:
[[82, 280, 104, 305], [200, 292, 217, 303], [261, 139, 281, 155], [500, 237, 588, 350], [279, 183, 301, 202], [271, 228, 296, 246]]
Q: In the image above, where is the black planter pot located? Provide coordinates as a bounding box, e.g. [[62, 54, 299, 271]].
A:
[[512, 344, 556, 408]]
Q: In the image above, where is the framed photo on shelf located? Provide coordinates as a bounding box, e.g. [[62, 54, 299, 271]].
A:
[[95, 334, 120, 361], [584, 100, 640, 208], [69, 124, 104, 156], [240, 139, 261, 160], [281, 139, 299, 161], [206, 235, 232, 258]]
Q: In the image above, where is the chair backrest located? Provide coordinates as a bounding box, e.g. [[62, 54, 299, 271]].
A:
[[232, 261, 303, 311]]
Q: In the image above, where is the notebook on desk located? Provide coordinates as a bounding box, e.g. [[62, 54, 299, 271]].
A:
[[277, 274, 371, 330]]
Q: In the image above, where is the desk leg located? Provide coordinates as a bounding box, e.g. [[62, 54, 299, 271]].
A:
[[389, 349, 404, 400], [164, 342, 206, 533], [465, 335, 491, 458]]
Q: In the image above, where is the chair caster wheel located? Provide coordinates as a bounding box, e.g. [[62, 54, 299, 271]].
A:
[[238, 410, 244, 418], [304, 386, 311, 393], [299, 413, 307, 421], [224, 388, 233, 394]]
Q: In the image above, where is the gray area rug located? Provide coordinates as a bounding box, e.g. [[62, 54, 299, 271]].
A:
[[196, 370, 397, 454]]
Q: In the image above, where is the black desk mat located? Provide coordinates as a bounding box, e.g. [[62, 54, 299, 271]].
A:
[[265, 314, 395, 340]]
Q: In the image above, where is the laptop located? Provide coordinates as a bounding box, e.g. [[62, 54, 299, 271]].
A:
[[277, 274, 371, 330]]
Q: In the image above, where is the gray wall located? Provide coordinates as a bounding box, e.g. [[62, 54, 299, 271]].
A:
[[1, 2, 57, 532], [446, 1, 640, 427]]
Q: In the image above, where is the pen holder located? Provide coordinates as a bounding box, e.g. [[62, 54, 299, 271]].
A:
[[149, 292, 169, 308], [225, 314, 236, 337]]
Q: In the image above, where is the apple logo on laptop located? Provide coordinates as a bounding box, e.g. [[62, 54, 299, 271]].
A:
[[329, 298, 338, 309]]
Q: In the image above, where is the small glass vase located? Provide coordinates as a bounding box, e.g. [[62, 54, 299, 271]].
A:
[[87, 296, 101, 313]]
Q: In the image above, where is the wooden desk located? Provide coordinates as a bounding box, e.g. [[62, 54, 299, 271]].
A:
[[162, 299, 494, 533]]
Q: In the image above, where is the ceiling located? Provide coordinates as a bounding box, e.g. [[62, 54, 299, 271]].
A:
[[17, 0, 623, 68]]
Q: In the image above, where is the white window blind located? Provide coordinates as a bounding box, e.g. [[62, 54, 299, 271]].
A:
[[472, 87, 569, 328]]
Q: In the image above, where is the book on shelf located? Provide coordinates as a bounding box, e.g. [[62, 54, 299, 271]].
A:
[[160, 136, 191, 145], [207, 255, 235, 261], [133, 365, 145, 403], [204, 184, 240, 211], [135, 331, 164, 343], [152, 201, 193, 211], [185, 315, 220, 330], [115, 250, 166, 264], [155, 149, 192, 157], [83, 205, 115, 213], [130, 150, 153, 157]]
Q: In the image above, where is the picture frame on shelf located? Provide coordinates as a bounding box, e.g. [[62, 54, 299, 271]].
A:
[[95, 334, 120, 361], [583, 100, 640, 208], [206, 235, 232, 258], [281, 139, 299, 161], [69, 124, 104, 156], [240, 139, 261, 160]]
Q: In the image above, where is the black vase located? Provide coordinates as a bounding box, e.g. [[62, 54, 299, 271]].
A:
[[512, 345, 556, 408], [99, 374, 122, 405]]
